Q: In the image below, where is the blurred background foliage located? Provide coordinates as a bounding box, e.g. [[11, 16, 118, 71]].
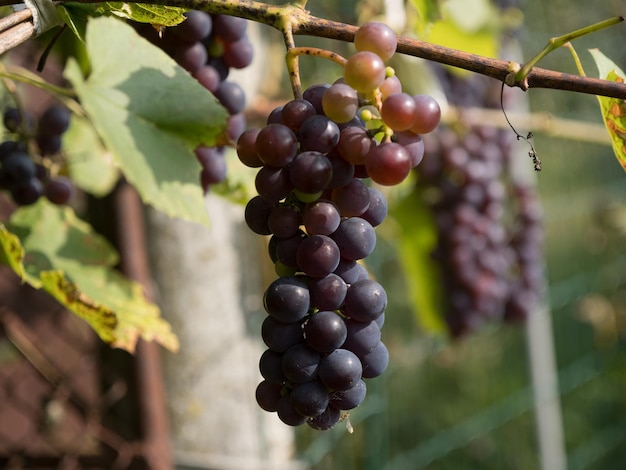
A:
[[243, 0, 626, 468]]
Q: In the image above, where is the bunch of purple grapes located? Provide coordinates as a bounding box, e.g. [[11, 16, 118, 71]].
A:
[[135, 11, 253, 192], [418, 124, 544, 337], [242, 22, 440, 429], [0, 104, 74, 206]]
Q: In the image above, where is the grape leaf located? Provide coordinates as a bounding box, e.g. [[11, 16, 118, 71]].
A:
[[64, 114, 119, 197], [589, 49, 626, 172], [57, 3, 99, 42], [390, 187, 447, 335], [101, 3, 186, 26], [3, 200, 179, 353], [64, 16, 229, 226]]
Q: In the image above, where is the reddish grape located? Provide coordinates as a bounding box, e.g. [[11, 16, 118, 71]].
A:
[[343, 51, 386, 93], [381, 93, 418, 131], [354, 21, 397, 62], [365, 142, 411, 186], [411, 94, 441, 134], [322, 83, 359, 123]]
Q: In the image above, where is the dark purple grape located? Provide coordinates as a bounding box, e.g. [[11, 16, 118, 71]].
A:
[[288, 151, 333, 194], [214, 80, 246, 115], [304, 310, 347, 353], [309, 273, 347, 311], [302, 84, 331, 114], [360, 341, 389, 378], [327, 153, 355, 189], [331, 178, 370, 217], [360, 187, 388, 227], [333, 258, 369, 284], [319, 349, 362, 391], [196, 146, 226, 190], [262, 316, 303, 352], [236, 128, 263, 168], [255, 166, 292, 202], [342, 319, 381, 356], [277, 394, 308, 426], [255, 123, 298, 168], [212, 14, 248, 41], [193, 65, 221, 92], [171, 42, 208, 73], [299, 115, 340, 153], [276, 230, 307, 268], [11, 178, 43, 205], [36, 134, 62, 156], [281, 343, 320, 384], [331, 217, 376, 261], [256, 380, 283, 412], [343, 279, 387, 322], [3, 107, 34, 134], [39, 105, 71, 136], [290, 380, 330, 417], [281, 99, 317, 132], [244, 195, 273, 235], [169, 10, 212, 43], [307, 405, 341, 430], [2, 151, 36, 184], [0, 140, 23, 162], [44, 176, 73, 205], [223, 37, 254, 69], [268, 205, 300, 238], [263, 276, 310, 323], [296, 234, 340, 278], [330, 378, 366, 410], [259, 349, 286, 383], [302, 200, 341, 235]]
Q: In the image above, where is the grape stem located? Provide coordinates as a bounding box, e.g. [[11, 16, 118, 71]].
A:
[[286, 47, 347, 98], [1, 0, 626, 99]]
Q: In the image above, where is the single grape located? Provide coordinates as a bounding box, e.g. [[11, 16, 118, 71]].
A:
[[223, 37, 254, 69], [277, 394, 308, 426], [290, 380, 330, 417], [236, 128, 263, 168], [333, 259, 369, 284], [212, 13, 247, 41], [411, 94, 441, 134], [296, 234, 340, 278], [322, 83, 359, 124], [326, 153, 355, 189], [302, 84, 331, 114], [343, 51, 386, 93], [44, 176, 74, 205], [2, 151, 36, 184], [36, 134, 62, 156], [319, 348, 362, 391], [255, 123, 298, 167], [343, 278, 387, 322], [331, 217, 376, 261], [288, 151, 333, 194], [379, 75, 402, 99], [169, 10, 212, 44], [262, 316, 303, 353], [360, 187, 388, 227], [381, 92, 418, 131], [281, 343, 321, 384], [11, 178, 43, 205], [354, 21, 397, 62], [309, 273, 347, 311], [255, 166, 292, 202], [365, 142, 411, 186], [342, 319, 381, 356], [337, 126, 374, 165], [196, 146, 226, 190], [299, 115, 340, 153], [281, 99, 317, 132], [302, 200, 341, 236], [171, 42, 208, 74], [214, 80, 246, 115], [307, 405, 341, 430], [331, 178, 370, 217], [394, 131, 425, 167], [244, 195, 273, 235], [360, 341, 389, 378], [304, 310, 347, 353], [276, 230, 307, 268], [263, 276, 310, 323], [255, 380, 283, 412], [259, 349, 286, 383], [330, 379, 366, 410], [268, 205, 301, 238], [39, 105, 71, 136]]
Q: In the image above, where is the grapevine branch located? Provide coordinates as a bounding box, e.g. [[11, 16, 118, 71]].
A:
[[1, 0, 625, 100]]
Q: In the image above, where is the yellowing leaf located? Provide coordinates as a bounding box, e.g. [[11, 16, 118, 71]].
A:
[[3, 200, 179, 353], [589, 49, 626, 172]]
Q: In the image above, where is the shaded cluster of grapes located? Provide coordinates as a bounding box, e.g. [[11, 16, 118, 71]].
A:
[[242, 22, 440, 429], [418, 125, 544, 337], [136, 11, 253, 192], [0, 105, 74, 206]]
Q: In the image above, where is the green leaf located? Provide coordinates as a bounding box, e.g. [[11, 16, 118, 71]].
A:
[[390, 187, 447, 335], [589, 48, 626, 172], [4, 200, 179, 353], [64, 114, 119, 197], [57, 3, 99, 42], [102, 2, 187, 26], [64, 16, 228, 226]]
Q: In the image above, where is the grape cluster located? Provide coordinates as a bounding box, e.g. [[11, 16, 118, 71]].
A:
[[135, 11, 253, 192], [243, 22, 440, 429], [0, 105, 74, 206], [418, 124, 544, 337]]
